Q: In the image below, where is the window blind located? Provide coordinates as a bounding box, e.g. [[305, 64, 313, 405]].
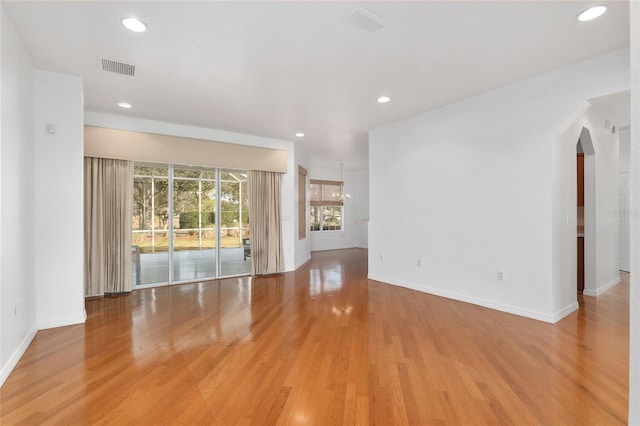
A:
[[310, 179, 343, 206]]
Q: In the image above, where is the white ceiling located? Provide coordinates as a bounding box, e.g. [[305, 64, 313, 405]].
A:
[[3, 1, 630, 169]]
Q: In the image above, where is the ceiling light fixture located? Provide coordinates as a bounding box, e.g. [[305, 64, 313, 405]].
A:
[[122, 17, 147, 32], [118, 102, 133, 109], [577, 5, 607, 22], [296, 132, 305, 137], [377, 96, 391, 103]]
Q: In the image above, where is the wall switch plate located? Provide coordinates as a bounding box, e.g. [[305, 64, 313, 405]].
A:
[[380, 254, 385, 261], [417, 259, 422, 267], [497, 270, 505, 281]]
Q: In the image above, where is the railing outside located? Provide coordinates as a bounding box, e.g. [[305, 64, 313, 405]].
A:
[[132, 226, 249, 253]]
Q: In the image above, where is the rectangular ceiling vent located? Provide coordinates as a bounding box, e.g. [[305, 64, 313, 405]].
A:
[[99, 57, 136, 77], [345, 7, 387, 33]]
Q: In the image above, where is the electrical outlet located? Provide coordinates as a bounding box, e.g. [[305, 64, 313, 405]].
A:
[[497, 270, 505, 281], [417, 259, 422, 267], [380, 254, 385, 261], [14, 300, 19, 316]]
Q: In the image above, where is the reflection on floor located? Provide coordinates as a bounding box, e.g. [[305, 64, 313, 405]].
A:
[[135, 248, 251, 285], [0, 249, 631, 424]]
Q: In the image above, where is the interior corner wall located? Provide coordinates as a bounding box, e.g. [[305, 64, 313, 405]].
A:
[[552, 104, 622, 313], [355, 169, 369, 248], [308, 166, 359, 252], [619, 128, 630, 273], [34, 70, 85, 329], [293, 143, 311, 269], [628, 0, 639, 422], [369, 47, 629, 323], [84, 111, 297, 272], [1, 9, 37, 385], [620, 128, 631, 172]]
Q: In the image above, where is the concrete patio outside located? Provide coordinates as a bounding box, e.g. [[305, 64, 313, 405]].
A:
[[134, 248, 251, 286]]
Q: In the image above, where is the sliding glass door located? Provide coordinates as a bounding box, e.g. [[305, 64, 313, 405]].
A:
[[220, 170, 250, 276], [132, 165, 170, 286], [172, 167, 217, 282], [132, 164, 250, 288]]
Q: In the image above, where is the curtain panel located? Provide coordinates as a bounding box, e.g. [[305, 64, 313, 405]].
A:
[[84, 157, 133, 296], [248, 170, 284, 275]]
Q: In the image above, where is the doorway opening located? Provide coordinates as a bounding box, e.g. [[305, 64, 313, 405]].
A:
[[577, 146, 584, 293], [576, 127, 595, 296]]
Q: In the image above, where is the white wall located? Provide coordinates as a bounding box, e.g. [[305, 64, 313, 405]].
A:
[[294, 143, 311, 268], [1, 4, 3, 387], [620, 128, 631, 171], [34, 70, 85, 329], [619, 128, 630, 272], [369, 48, 629, 323], [552, 104, 622, 314], [1, 9, 38, 385], [308, 166, 359, 252], [354, 169, 369, 248], [84, 112, 299, 272], [628, 1, 639, 422]]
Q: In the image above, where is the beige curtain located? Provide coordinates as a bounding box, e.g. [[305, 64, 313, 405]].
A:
[[248, 170, 284, 275], [84, 157, 133, 296]]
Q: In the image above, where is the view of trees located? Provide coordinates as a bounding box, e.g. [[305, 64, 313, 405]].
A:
[[132, 165, 249, 251], [133, 166, 169, 231], [133, 167, 249, 230]]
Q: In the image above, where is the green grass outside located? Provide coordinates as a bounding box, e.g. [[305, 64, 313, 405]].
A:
[[133, 235, 243, 253]]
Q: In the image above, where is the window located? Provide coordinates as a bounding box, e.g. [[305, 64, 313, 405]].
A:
[[310, 179, 343, 231]]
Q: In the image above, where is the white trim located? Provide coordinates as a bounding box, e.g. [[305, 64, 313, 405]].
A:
[[583, 276, 621, 297], [551, 301, 580, 323], [367, 274, 577, 324], [37, 312, 86, 330], [0, 326, 37, 387], [295, 255, 312, 270]]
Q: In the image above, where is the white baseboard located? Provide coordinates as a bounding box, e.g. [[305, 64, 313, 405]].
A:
[[583, 276, 621, 297], [38, 312, 86, 330], [295, 255, 312, 270], [551, 301, 580, 323], [367, 274, 574, 324], [0, 326, 37, 387]]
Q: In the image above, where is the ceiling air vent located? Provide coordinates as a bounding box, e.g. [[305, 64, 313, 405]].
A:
[[99, 57, 136, 77], [345, 7, 387, 33]]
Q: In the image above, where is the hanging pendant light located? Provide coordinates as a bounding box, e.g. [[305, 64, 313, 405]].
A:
[[339, 163, 351, 201]]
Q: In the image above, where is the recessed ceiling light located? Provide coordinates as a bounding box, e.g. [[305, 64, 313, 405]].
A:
[[295, 133, 305, 138], [577, 5, 607, 22], [377, 96, 391, 103], [118, 102, 132, 109], [122, 17, 147, 33]]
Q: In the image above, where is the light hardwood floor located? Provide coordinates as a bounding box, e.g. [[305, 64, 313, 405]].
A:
[[0, 248, 629, 425]]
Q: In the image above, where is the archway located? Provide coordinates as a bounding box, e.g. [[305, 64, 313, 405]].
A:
[[576, 127, 596, 297]]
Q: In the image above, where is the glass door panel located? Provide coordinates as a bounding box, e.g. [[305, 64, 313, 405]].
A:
[[172, 167, 217, 281], [220, 170, 250, 276], [133, 164, 252, 286], [132, 165, 169, 286]]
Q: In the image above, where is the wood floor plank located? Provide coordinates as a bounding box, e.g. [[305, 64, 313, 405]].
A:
[[0, 249, 629, 424]]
